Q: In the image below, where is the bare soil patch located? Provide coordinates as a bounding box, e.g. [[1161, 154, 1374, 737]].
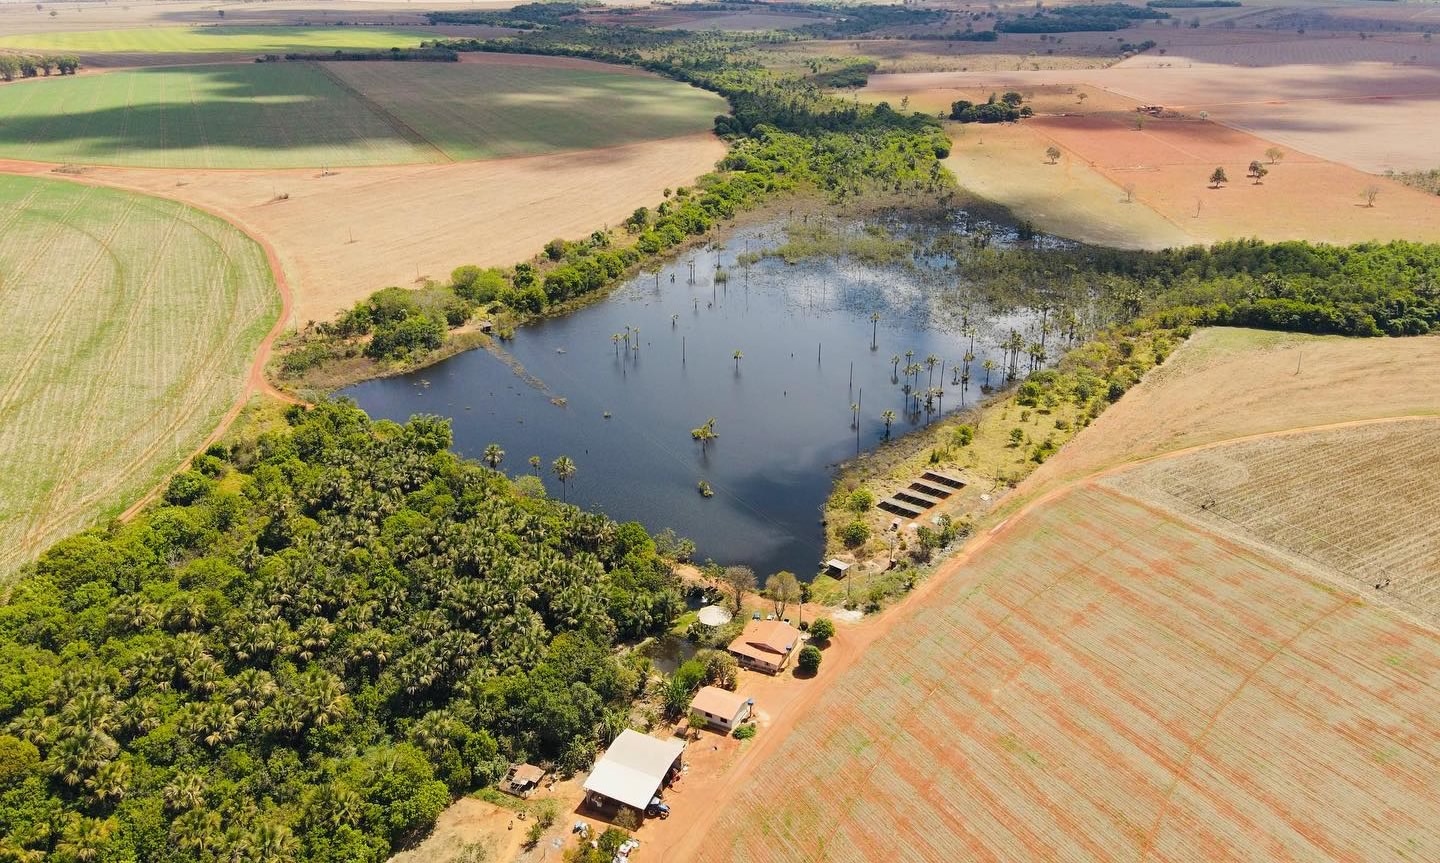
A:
[[945, 120, 1195, 249], [1110, 419, 1440, 628], [64, 133, 726, 324], [1026, 111, 1440, 243]]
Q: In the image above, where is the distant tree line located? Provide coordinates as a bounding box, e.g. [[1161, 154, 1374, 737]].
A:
[[1146, 0, 1241, 7], [0, 54, 79, 81], [997, 3, 1168, 33], [0, 401, 683, 862], [259, 48, 459, 62]]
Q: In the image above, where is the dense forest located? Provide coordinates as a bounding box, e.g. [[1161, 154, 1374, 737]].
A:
[[957, 238, 1440, 337], [0, 402, 682, 862]]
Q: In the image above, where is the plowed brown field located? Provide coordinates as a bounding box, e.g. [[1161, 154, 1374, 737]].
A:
[[691, 480, 1440, 862]]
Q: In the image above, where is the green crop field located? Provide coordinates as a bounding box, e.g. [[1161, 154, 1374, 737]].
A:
[[0, 174, 278, 576], [0, 25, 438, 54], [0, 64, 437, 168], [0, 61, 727, 168], [327, 61, 729, 161]]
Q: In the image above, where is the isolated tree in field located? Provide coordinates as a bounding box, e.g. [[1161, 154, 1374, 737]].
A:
[[691, 417, 718, 450], [1045, 146, 1061, 164], [1209, 167, 1228, 188], [881, 409, 896, 436], [1076, 91, 1088, 106], [482, 443, 504, 470], [1265, 146, 1284, 165], [723, 565, 756, 613], [1123, 182, 1137, 203], [1247, 160, 1268, 184], [1362, 184, 1381, 207], [1134, 114, 1146, 131], [551, 456, 576, 501], [766, 571, 801, 619]]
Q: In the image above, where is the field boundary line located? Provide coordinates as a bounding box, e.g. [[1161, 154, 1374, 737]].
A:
[[308, 62, 452, 163]]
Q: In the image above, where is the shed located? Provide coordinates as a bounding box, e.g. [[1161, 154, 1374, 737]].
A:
[[500, 763, 546, 797], [825, 558, 852, 576], [583, 730, 686, 811]]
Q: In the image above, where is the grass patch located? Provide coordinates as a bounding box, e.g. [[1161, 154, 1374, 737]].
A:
[[0, 174, 278, 577]]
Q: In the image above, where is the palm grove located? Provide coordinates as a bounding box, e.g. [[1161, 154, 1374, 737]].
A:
[[0, 402, 683, 862]]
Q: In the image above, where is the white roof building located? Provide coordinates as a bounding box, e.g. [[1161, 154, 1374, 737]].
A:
[[582, 729, 686, 810]]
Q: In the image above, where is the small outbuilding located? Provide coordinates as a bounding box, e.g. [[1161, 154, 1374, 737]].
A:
[[825, 558, 852, 577], [728, 619, 801, 674], [690, 686, 754, 732], [499, 763, 546, 798], [582, 729, 686, 814]]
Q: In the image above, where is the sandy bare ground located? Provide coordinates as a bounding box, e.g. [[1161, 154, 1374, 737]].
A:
[[40, 133, 725, 324]]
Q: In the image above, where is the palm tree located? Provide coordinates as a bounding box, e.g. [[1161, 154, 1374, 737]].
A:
[[691, 417, 718, 451], [881, 409, 896, 437], [56, 815, 115, 863], [551, 456, 577, 501], [732, 349, 743, 371], [850, 403, 859, 428], [528, 455, 541, 476], [611, 333, 621, 355], [889, 354, 900, 380], [925, 354, 939, 387], [482, 443, 505, 470], [870, 311, 880, 349]]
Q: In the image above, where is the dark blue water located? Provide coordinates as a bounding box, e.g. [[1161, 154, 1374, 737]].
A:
[[343, 222, 1035, 578]]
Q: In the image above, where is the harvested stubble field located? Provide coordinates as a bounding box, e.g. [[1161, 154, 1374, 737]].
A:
[[58, 131, 728, 323], [0, 24, 446, 54], [695, 481, 1440, 862], [1109, 419, 1440, 628], [0, 173, 277, 575], [1013, 328, 1440, 504], [0, 57, 725, 169]]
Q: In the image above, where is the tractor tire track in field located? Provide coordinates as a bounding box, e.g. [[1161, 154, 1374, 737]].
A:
[[17, 203, 195, 553], [35, 204, 266, 536], [309, 62, 452, 163]]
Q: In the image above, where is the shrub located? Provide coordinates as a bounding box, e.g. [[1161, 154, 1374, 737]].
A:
[[733, 724, 757, 740], [164, 470, 212, 505], [840, 521, 870, 548], [796, 645, 822, 674], [808, 618, 835, 642], [951, 424, 974, 447], [847, 488, 875, 514]]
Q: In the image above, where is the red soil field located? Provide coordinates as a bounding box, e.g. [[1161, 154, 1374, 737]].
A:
[[689, 480, 1440, 862]]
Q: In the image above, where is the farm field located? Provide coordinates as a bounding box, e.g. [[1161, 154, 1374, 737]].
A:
[[945, 120, 1194, 249], [0, 173, 277, 576], [1012, 328, 1440, 507], [694, 481, 1440, 862], [328, 55, 728, 161], [60, 131, 728, 322], [0, 24, 445, 54], [0, 63, 435, 169], [1110, 419, 1440, 628], [1024, 112, 1440, 244], [0, 57, 725, 169]]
